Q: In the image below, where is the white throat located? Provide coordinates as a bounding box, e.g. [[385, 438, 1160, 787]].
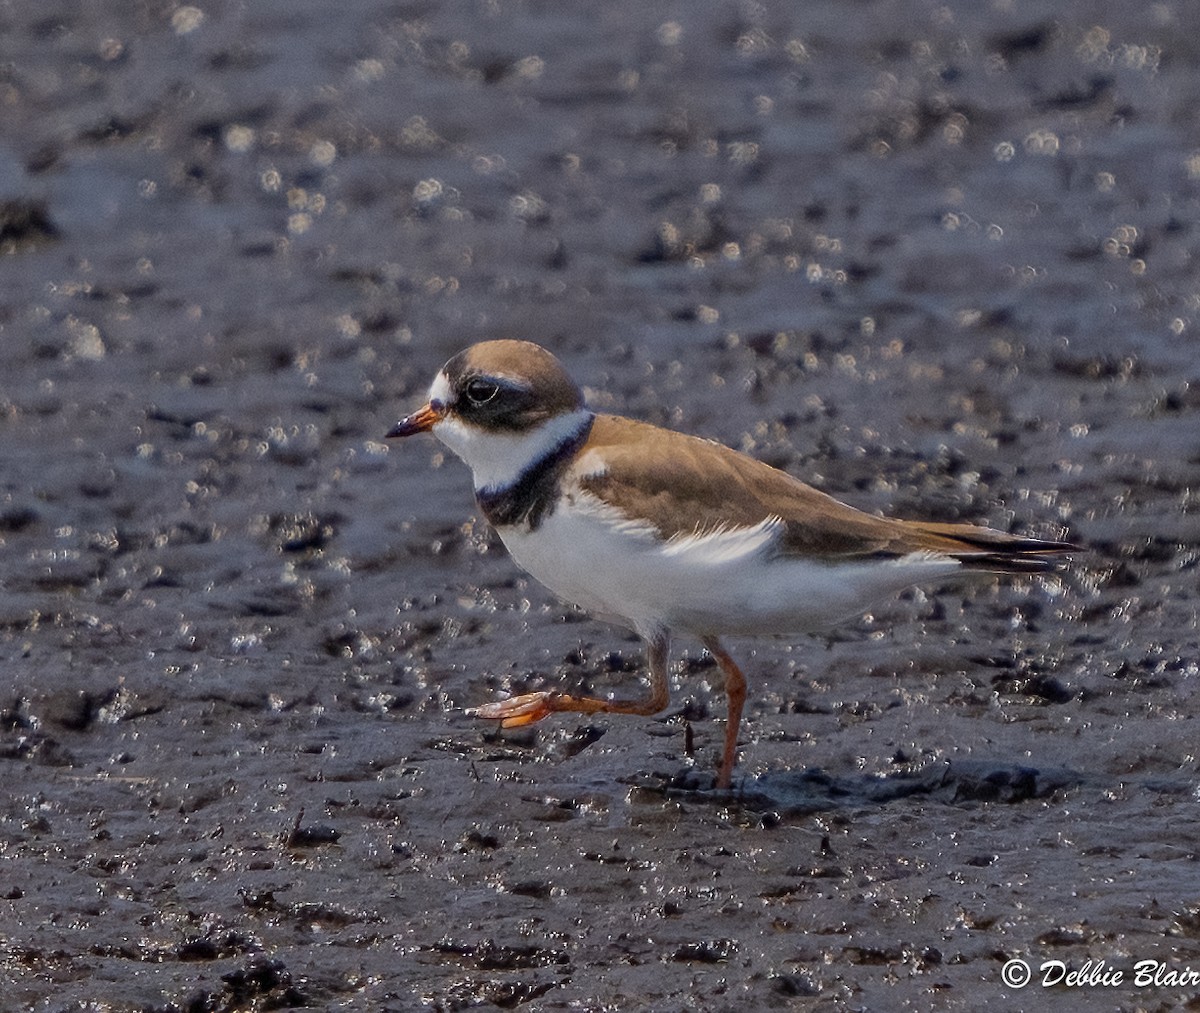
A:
[[433, 408, 592, 492]]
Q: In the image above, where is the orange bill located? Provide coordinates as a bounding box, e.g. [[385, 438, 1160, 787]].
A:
[[386, 401, 443, 438]]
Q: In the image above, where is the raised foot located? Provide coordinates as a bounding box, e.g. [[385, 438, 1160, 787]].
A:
[[469, 691, 556, 728]]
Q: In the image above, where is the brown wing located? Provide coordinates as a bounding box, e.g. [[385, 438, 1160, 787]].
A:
[[575, 415, 1074, 572]]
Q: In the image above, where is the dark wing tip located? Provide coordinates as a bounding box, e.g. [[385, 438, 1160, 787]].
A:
[[956, 551, 1070, 574], [953, 534, 1078, 573]]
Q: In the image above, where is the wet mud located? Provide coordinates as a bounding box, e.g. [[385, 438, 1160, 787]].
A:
[[2, 1, 1199, 1010]]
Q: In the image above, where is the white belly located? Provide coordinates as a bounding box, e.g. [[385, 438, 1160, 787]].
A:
[[497, 495, 966, 640]]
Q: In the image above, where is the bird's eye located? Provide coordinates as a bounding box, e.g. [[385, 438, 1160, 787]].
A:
[[464, 378, 500, 405]]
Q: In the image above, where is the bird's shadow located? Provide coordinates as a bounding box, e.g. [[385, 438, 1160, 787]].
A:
[[457, 722, 1195, 817], [644, 759, 1101, 815]]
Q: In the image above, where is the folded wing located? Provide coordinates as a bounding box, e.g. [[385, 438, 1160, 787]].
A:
[[575, 415, 1075, 573]]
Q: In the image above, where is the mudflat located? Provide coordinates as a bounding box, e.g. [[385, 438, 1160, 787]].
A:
[[2, 3, 1197, 1009]]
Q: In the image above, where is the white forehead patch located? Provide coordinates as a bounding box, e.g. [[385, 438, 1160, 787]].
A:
[[428, 371, 452, 405]]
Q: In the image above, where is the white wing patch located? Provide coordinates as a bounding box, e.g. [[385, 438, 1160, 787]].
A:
[[571, 448, 609, 480], [660, 516, 783, 563], [566, 488, 658, 539]]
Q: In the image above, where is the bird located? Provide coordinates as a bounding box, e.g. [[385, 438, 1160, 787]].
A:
[[387, 339, 1074, 788]]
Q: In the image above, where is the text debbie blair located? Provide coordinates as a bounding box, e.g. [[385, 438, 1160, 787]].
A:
[[1041, 959, 1200, 989]]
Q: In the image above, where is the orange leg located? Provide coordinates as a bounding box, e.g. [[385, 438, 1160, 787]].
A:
[[472, 633, 672, 726], [700, 636, 747, 789]]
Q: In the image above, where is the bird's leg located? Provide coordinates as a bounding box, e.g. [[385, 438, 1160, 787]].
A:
[[471, 633, 672, 727], [700, 635, 747, 789]]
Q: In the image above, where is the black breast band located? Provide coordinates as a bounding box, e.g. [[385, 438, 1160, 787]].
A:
[[475, 414, 595, 530]]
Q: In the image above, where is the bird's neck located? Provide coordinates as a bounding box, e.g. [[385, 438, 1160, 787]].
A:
[[473, 411, 594, 530]]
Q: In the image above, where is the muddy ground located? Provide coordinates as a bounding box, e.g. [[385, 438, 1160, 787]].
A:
[[2, 1, 1199, 1010]]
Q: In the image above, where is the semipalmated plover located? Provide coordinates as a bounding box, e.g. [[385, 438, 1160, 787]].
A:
[[389, 340, 1074, 787]]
